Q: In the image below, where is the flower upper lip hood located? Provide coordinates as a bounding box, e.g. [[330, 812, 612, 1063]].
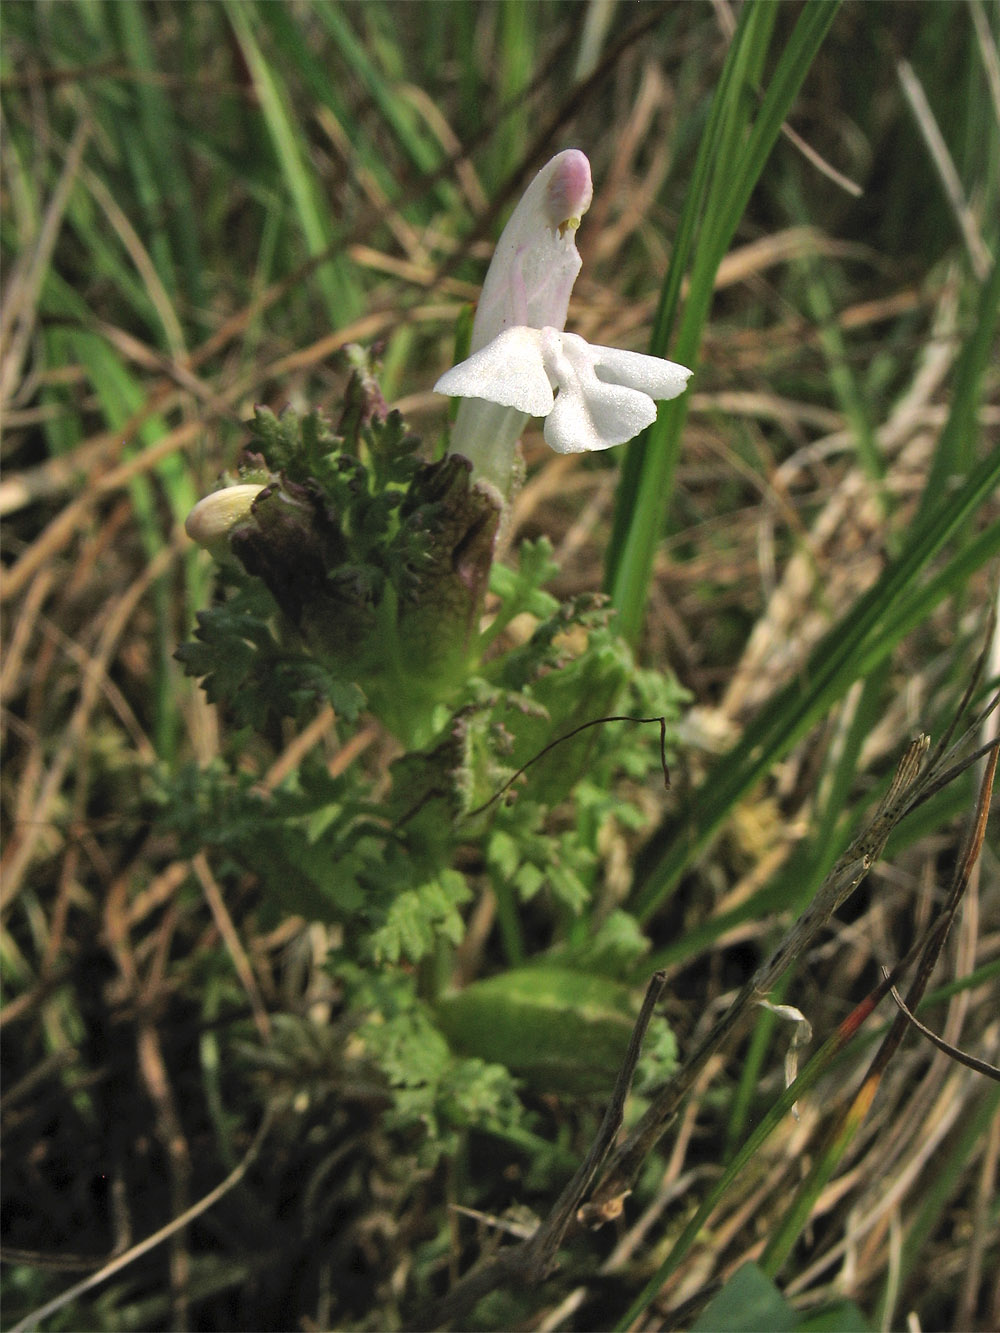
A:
[[435, 149, 691, 491], [469, 148, 593, 354]]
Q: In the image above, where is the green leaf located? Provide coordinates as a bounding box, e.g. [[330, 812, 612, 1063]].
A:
[[435, 965, 667, 1096], [691, 1262, 870, 1333], [370, 871, 472, 965], [486, 829, 520, 881], [346, 970, 523, 1163], [481, 539, 561, 646]]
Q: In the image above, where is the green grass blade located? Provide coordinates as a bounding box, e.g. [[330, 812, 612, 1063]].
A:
[[917, 261, 1000, 516], [791, 225, 885, 493], [723, 663, 891, 1156], [607, 0, 842, 645], [492, 0, 535, 180], [631, 251, 1000, 920], [757, 1073, 880, 1281], [606, 0, 773, 590], [224, 0, 361, 327], [632, 448, 1000, 922], [254, 3, 401, 212], [111, 0, 205, 321], [311, 2, 454, 208]]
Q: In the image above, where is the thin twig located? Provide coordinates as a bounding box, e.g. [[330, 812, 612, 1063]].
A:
[[579, 732, 932, 1224], [464, 715, 670, 820], [418, 970, 669, 1329], [886, 982, 1000, 1081]]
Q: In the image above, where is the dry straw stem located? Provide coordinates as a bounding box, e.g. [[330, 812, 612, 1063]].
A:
[[722, 274, 962, 721], [0, 534, 185, 914], [9, 1109, 275, 1333], [0, 117, 91, 407], [425, 668, 999, 1328], [191, 852, 272, 1043]]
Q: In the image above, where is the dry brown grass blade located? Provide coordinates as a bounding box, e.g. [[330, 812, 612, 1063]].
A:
[[0, 383, 184, 518], [75, 159, 187, 360], [1, 433, 200, 602], [0, 534, 185, 912], [0, 117, 91, 406], [192, 852, 272, 1042], [9, 1109, 275, 1333], [721, 276, 962, 721], [135, 1014, 193, 1329], [0, 564, 57, 701]]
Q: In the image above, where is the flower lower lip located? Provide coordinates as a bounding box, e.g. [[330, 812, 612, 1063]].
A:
[[436, 325, 691, 456]]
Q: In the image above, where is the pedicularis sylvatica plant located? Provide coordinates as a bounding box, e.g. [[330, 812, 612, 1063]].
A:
[[173, 152, 689, 1153]]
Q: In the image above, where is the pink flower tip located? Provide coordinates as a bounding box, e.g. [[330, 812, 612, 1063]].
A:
[[545, 150, 593, 234]]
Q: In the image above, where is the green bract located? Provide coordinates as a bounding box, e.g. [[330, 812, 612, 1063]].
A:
[[180, 355, 501, 747]]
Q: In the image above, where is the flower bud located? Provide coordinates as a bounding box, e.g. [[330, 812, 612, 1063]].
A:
[[184, 484, 267, 547]]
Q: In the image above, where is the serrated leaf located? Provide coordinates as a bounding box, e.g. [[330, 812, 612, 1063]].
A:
[[483, 538, 561, 644], [487, 828, 520, 880], [370, 871, 472, 964], [514, 862, 545, 901]]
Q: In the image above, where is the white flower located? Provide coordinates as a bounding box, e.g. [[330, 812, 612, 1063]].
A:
[[435, 325, 691, 455], [435, 149, 691, 492], [438, 149, 593, 495]]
